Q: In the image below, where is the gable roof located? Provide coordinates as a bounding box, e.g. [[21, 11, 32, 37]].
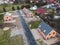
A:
[[38, 22, 52, 35]]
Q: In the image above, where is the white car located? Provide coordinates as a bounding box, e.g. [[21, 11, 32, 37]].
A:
[[30, 5, 37, 10], [54, 16, 60, 19]]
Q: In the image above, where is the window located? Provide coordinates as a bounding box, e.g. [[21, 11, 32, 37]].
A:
[[9, 19, 11, 21], [6, 20, 7, 21], [53, 32, 55, 35], [49, 34, 51, 36], [7, 17, 8, 19]]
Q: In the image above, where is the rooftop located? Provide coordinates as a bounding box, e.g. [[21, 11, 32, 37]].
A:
[[36, 8, 45, 14], [38, 22, 52, 35]]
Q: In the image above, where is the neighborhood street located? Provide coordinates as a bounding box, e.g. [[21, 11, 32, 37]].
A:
[[17, 10, 38, 45]]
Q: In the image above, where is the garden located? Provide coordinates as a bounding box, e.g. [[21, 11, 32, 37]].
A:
[[28, 20, 41, 29]]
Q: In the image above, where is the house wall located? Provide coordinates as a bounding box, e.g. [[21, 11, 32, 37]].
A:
[[46, 29, 57, 39], [29, 12, 34, 17], [37, 28, 47, 40], [37, 28, 57, 40]]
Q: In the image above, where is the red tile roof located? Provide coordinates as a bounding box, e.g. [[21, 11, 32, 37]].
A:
[[36, 8, 45, 14]]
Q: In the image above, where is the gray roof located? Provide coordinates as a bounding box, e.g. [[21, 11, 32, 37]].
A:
[[39, 22, 52, 35]]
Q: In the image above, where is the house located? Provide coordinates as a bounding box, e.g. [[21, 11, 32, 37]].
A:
[[4, 12, 13, 21], [43, 3, 57, 9], [22, 8, 34, 17], [4, 12, 16, 23], [3, 0, 15, 4], [46, 0, 57, 3], [38, 22, 57, 39], [30, 0, 33, 3]]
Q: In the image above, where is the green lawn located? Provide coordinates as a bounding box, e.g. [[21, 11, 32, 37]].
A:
[[39, 40, 44, 45], [9, 35, 24, 45], [37, 39, 44, 45], [28, 20, 41, 29], [0, 14, 4, 23], [0, 30, 11, 45], [31, 10, 36, 13], [0, 3, 31, 13], [0, 4, 21, 13], [0, 30, 24, 45]]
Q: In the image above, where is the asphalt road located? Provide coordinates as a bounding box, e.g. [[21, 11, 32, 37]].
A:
[[17, 10, 38, 45]]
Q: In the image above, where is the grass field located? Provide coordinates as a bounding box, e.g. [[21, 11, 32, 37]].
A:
[[0, 14, 4, 23], [0, 30, 11, 45], [9, 35, 24, 45], [0, 30, 24, 45]]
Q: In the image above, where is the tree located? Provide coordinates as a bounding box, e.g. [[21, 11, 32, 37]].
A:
[[35, 0, 47, 7], [17, 6, 20, 10], [25, 0, 30, 3], [12, 6, 15, 11], [3, 7, 6, 12], [21, 4, 30, 9]]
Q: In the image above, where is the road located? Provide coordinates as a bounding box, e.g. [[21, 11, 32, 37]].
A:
[[17, 10, 38, 45]]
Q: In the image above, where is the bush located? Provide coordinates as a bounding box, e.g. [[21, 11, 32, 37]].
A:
[[12, 6, 15, 11], [35, 1, 47, 7], [3, 7, 6, 12], [21, 4, 30, 9], [17, 6, 20, 10]]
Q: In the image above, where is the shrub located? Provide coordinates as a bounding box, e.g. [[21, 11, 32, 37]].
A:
[[17, 6, 20, 10], [21, 4, 30, 9], [3, 7, 6, 12], [35, 1, 47, 7], [12, 6, 15, 11]]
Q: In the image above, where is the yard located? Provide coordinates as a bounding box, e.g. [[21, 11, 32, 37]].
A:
[[28, 20, 41, 29], [0, 30, 24, 45]]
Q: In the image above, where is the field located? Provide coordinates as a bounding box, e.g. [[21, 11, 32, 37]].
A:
[[0, 30, 24, 45]]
